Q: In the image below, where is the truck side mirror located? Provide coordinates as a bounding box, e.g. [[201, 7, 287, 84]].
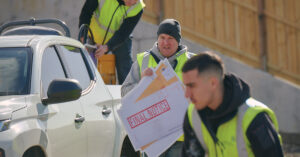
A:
[[42, 79, 82, 105]]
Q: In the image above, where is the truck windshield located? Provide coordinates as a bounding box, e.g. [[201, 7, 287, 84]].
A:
[[0, 47, 32, 96]]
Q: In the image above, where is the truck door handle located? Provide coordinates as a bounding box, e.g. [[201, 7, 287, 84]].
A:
[[75, 114, 85, 123], [102, 106, 111, 116]]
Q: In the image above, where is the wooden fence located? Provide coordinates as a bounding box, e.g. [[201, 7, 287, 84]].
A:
[[142, 0, 300, 86]]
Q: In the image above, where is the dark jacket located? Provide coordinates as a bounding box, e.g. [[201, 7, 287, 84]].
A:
[[79, 0, 143, 51], [182, 74, 283, 157]]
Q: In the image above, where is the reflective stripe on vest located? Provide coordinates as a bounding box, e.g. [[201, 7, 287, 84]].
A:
[[190, 104, 209, 155], [136, 51, 194, 142], [90, 0, 145, 44], [188, 98, 280, 157]]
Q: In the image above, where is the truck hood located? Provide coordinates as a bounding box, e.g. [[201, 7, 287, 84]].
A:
[[0, 95, 27, 120]]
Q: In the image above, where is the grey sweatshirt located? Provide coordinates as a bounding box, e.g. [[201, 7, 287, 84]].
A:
[[121, 42, 193, 97]]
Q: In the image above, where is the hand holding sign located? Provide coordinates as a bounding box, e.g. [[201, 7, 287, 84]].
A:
[[118, 59, 189, 157]]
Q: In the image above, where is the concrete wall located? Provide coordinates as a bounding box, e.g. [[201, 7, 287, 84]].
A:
[[0, 0, 84, 38], [1, 0, 299, 143]]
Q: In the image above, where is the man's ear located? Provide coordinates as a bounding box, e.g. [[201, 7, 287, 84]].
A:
[[210, 76, 219, 90]]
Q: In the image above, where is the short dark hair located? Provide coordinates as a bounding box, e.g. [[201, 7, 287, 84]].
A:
[[182, 51, 225, 79]]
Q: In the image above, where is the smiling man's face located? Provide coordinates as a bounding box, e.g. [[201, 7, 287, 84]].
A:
[[157, 33, 178, 58]]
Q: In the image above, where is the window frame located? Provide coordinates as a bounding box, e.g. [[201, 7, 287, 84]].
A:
[[40, 45, 68, 98], [54, 45, 96, 93]]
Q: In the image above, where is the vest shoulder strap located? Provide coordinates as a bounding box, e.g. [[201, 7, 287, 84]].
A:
[[149, 51, 160, 64], [237, 97, 276, 157], [189, 104, 209, 154], [236, 102, 250, 157], [137, 51, 150, 74]]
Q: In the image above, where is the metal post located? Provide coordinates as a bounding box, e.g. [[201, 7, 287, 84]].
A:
[[258, 0, 268, 71], [158, 0, 165, 24]]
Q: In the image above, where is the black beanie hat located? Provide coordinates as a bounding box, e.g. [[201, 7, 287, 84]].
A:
[[157, 19, 181, 43]]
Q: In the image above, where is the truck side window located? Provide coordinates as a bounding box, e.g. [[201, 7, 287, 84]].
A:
[[41, 46, 66, 97], [59, 45, 91, 90]]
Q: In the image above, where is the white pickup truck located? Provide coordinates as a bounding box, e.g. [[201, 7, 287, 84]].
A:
[[0, 18, 136, 157]]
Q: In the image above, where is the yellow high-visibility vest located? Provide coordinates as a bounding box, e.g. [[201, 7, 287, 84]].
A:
[[90, 0, 145, 44], [137, 51, 194, 80], [187, 98, 282, 157]]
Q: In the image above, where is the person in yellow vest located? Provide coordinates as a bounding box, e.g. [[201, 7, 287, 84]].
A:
[[122, 19, 195, 157], [181, 51, 284, 157], [79, 0, 145, 84]]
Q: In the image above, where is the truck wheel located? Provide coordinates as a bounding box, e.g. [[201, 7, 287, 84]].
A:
[[23, 146, 45, 157], [121, 136, 140, 157]]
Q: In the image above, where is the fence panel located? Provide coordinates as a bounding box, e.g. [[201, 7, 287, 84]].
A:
[[142, 0, 160, 24], [264, 0, 300, 84], [143, 0, 300, 85]]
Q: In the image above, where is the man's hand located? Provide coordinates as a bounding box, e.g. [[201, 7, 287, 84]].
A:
[[95, 44, 109, 58], [80, 37, 84, 43], [141, 68, 153, 78]]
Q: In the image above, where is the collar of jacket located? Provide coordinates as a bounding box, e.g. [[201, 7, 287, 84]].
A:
[[117, 0, 125, 5], [150, 42, 188, 63]]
